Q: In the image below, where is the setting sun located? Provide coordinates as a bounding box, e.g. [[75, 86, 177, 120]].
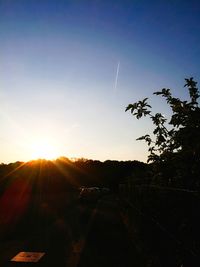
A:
[[29, 138, 60, 160]]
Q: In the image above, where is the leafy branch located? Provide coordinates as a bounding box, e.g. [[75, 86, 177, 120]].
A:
[[126, 78, 200, 164]]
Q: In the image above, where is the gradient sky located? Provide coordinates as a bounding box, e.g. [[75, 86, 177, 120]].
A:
[[1, 0, 200, 163]]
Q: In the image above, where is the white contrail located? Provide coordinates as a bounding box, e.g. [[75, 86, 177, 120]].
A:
[[114, 61, 120, 90]]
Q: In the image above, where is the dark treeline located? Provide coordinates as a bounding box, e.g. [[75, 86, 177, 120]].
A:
[[0, 157, 148, 195], [0, 157, 148, 239]]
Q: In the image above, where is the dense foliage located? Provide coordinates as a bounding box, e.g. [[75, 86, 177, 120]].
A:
[[0, 158, 148, 195], [126, 78, 200, 189]]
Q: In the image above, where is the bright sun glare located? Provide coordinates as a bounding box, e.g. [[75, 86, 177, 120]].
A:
[[29, 138, 60, 160]]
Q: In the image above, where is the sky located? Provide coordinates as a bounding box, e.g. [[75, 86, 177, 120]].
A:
[[1, 0, 200, 163]]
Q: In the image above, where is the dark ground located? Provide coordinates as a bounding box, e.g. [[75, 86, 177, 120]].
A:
[[0, 191, 199, 267], [0, 193, 143, 267]]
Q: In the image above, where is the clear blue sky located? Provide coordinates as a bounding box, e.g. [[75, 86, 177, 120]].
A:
[[1, 0, 200, 163]]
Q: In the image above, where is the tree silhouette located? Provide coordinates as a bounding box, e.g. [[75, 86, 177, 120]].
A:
[[126, 78, 200, 188]]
